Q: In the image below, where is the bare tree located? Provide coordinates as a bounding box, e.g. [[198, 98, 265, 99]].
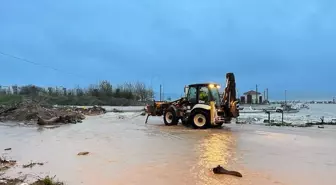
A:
[[99, 80, 113, 97], [134, 81, 148, 101]]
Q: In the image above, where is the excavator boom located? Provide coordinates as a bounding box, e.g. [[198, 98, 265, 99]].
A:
[[221, 73, 239, 118]]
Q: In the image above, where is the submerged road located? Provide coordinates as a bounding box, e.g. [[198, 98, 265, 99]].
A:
[[1, 111, 335, 185]]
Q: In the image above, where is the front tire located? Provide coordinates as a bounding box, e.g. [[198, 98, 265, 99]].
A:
[[190, 110, 210, 129], [163, 108, 178, 126]]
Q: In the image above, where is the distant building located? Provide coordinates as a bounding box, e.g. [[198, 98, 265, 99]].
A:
[[241, 90, 262, 104]]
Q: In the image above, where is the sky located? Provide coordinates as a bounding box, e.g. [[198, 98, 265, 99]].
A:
[[0, 0, 336, 100]]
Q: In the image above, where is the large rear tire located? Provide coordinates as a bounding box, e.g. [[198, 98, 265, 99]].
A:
[[163, 108, 178, 126], [189, 110, 210, 129]]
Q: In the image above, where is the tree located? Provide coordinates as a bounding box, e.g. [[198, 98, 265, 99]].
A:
[[75, 86, 84, 96], [63, 87, 67, 96], [115, 88, 121, 98], [99, 80, 113, 97], [1, 80, 154, 105], [134, 81, 148, 101], [88, 84, 99, 97], [48, 87, 54, 95], [19, 85, 40, 96]]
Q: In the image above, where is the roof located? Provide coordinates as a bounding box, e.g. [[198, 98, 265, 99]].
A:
[[243, 90, 261, 95], [188, 83, 219, 87]]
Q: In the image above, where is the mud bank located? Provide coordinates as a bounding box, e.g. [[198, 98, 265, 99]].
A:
[[0, 101, 106, 125]]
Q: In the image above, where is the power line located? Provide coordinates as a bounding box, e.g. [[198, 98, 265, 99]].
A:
[[0, 51, 182, 97], [0, 51, 88, 79]]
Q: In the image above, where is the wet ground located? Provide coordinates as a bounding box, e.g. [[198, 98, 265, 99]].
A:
[[1, 109, 336, 185]]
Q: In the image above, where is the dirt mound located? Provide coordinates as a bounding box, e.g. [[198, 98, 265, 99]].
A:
[[0, 101, 106, 125], [74, 105, 106, 115]]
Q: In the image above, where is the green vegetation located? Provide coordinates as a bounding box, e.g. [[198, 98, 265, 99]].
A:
[[0, 94, 23, 105], [0, 81, 154, 106], [30, 176, 64, 185], [0, 176, 65, 185]]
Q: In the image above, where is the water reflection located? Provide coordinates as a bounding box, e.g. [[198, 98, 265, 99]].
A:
[[196, 131, 238, 185], [1, 115, 305, 185]]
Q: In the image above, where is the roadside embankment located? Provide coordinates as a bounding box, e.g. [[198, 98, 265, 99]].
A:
[[0, 101, 106, 125]]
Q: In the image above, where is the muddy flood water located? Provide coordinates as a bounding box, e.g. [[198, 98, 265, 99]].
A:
[[1, 109, 336, 185]]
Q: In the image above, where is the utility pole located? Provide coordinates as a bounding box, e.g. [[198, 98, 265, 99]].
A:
[[266, 88, 269, 101], [285, 90, 287, 105], [255, 84, 258, 104], [162, 84, 164, 101], [263, 90, 266, 104], [159, 84, 162, 101]]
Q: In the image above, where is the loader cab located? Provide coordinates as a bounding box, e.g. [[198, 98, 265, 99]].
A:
[[184, 83, 221, 107]]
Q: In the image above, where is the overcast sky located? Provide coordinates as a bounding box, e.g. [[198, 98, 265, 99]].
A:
[[1, 0, 335, 100]]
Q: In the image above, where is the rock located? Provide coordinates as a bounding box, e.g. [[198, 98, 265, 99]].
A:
[[111, 108, 123, 113], [77, 152, 89, 156], [213, 165, 243, 177]]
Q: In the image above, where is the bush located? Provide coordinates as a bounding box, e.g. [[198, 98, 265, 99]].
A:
[[0, 81, 154, 106]]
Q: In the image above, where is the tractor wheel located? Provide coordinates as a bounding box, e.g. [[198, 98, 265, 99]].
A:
[[163, 108, 178, 126], [189, 110, 210, 129]]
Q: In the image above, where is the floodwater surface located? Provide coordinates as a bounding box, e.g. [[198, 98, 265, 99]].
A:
[[1, 109, 336, 185]]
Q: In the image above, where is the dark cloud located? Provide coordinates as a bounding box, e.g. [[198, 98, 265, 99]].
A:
[[1, 0, 336, 98]]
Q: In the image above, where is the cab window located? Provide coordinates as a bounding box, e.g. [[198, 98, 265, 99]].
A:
[[187, 86, 197, 104], [198, 86, 209, 103]]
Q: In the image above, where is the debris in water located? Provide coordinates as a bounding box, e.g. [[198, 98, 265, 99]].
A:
[[0, 157, 16, 166], [111, 108, 123, 113], [0, 166, 10, 171], [22, 161, 44, 168], [213, 165, 243, 177], [0, 177, 24, 185], [0, 157, 16, 172], [4, 148, 11, 151], [77, 152, 89, 156]]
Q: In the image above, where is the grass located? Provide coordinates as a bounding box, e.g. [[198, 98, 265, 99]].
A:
[[0, 94, 149, 106], [0, 95, 22, 105], [0, 175, 65, 185], [30, 176, 65, 185]]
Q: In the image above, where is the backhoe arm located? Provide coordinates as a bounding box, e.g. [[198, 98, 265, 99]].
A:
[[222, 73, 239, 118]]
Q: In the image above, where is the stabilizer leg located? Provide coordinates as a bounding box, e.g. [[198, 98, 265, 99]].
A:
[[145, 114, 150, 124]]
